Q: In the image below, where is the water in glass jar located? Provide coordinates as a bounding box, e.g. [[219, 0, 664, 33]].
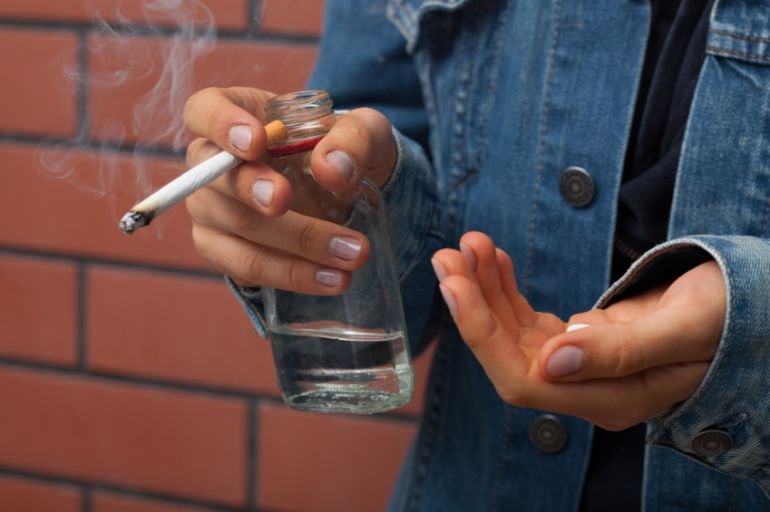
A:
[[270, 325, 413, 414]]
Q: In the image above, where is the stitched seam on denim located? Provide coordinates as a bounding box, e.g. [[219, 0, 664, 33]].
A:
[[523, 0, 562, 293], [474, 0, 511, 174], [706, 45, 770, 62], [403, 49, 446, 282], [490, 405, 513, 512], [445, 14, 476, 238], [712, 29, 770, 45], [414, 52, 443, 181]]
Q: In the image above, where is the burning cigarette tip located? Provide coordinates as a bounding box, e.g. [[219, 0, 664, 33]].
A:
[[116, 121, 285, 236], [119, 210, 153, 235]]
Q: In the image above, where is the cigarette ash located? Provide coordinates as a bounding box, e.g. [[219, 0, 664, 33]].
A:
[[119, 210, 154, 235]]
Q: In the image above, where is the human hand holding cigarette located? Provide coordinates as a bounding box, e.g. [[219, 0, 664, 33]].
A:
[[118, 119, 287, 234], [157, 87, 398, 296]]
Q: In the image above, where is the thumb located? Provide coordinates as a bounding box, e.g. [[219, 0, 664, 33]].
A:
[[184, 86, 275, 161], [538, 309, 711, 382], [310, 108, 397, 193]]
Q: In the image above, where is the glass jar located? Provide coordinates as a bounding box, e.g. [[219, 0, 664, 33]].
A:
[[262, 90, 414, 414]]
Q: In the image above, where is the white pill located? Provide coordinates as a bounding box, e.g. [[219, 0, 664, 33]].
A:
[[566, 323, 590, 333]]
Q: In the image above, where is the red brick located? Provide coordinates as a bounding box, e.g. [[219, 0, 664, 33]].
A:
[[257, 403, 417, 511], [0, 474, 82, 512], [88, 266, 279, 394], [0, 28, 77, 137], [92, 490, 207, 512], [0, 143, 206, 269], [0, 254, 78, 366], [260, 0, 325, 36], [88, 35, 318, 147], [0, 1, 248, 31], [0, 367, 248, 506]]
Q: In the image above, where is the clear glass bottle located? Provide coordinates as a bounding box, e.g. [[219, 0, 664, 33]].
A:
[[262, 90, 414, 414]]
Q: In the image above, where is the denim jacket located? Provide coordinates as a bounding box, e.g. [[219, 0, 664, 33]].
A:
[[234, 0, 770, 509]]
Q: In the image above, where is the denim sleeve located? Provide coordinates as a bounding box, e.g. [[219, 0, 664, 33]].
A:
[[228, 0, 444, 354], [379, 129, 444, 355], [596, 236, 770, 496]]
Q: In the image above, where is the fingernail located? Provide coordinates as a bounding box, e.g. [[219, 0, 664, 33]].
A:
[[326, 150, 354, 182], [252, 180, 274, 207], [439, 284, 458, 317], [229, 125, 252, 152], [432, 258, 448, 282], [546, 346, 584, 377], [459, 243, 477, 271], [316, 269, 343, 287], [329, 236, 362, 260]]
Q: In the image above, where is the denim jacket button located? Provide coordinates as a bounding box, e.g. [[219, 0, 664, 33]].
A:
[[529, 414, 567, 453], [559, 166, 595, 207], [690, 429, 734, 457]]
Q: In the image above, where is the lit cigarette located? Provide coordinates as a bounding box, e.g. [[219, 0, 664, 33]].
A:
[[118, 120, 288, 235]]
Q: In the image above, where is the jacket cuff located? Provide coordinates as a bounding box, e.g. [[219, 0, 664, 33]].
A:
[[597, 236, 770, 496], [225, 276, 269, 338], [381, 127, 438, 280]]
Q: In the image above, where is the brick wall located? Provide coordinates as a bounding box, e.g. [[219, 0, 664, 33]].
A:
[[0, 2, 433, 511]]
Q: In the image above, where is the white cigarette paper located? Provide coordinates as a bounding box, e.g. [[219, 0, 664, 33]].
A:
[[118, 120, 287, 235], [118, 151, 241, 234]]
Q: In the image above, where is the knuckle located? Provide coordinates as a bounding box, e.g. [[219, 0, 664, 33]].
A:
[[183, 88, 210, 126], [464, 336, 482, 351], [185, 137, 209, 166], [184, 192, 203, 219], [190, 225, 208, 259], [232, 205, 258, 237], [593, 408, 642, 431], [286, 260, 308, 292], [567, 311, 598, 326], [296, 221, 320, 256], [242, 251, 265, 284], [353, 107, 391, 134], [610, 413, 645, 432], [339, 119, 374, 156], [614, 333, 643, 376], [613, 345, 633, 376], [182, 91, 199, 124], [497, 385, 531, 409], [185, 87, 219, 114], [595, 416, 632, 432]]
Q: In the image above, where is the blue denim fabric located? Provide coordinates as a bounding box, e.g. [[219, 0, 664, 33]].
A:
[[234, 0, 770, 509]]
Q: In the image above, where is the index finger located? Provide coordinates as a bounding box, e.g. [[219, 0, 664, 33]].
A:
[[183, 87, 276, 161]]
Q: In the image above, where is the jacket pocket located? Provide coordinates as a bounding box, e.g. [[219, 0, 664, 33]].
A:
[[706, 1, 770, 66]]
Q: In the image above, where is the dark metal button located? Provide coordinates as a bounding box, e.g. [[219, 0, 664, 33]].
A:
[[529, 414, 567, 453], [691, 429, 734, 457], [559, 166, 595, 207]]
